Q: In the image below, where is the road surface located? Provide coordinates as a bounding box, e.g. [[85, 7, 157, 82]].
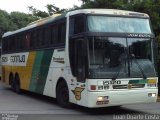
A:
[[0, 82, 159, 120]]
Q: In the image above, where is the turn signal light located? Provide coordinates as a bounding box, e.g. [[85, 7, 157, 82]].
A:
[[90, 85, 96, 90]]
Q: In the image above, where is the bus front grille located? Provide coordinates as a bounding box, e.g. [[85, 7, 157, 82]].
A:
[[113, 84, 145, 89]]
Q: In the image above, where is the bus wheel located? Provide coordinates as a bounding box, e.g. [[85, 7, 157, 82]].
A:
[[9, 73, 15, 91], [14, 74, 21, 94], [56, 81, 71, 108]]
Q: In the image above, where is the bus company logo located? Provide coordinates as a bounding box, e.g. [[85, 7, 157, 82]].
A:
[[128, 34, 151, 38], [53, 57, 64, 64], [128, 84, 132, 89], [2, 55, 25, 63], [72, 87, 84, 100]]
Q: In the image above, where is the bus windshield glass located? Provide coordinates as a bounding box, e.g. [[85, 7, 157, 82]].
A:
[[87, 16, 152, 33], [88, 37, 156, 79]]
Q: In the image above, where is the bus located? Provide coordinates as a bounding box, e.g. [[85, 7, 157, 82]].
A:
[[1, 9, 158, 108], [0, 46, 1, 80]]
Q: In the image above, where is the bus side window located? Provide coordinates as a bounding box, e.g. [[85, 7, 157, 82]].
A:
[[69, 14, 85, 35], [37, 29, 43, 47], [9, 37, 12, 51], [25, 33, 31, 49], [51, 24, 58, 45], [58, 21, 66, 44], [20, 34, 25, 49], [16, 34, 23, 50], [11, 36, 16, 51], [30, 31, 37, 49], [2, 37, 8, 53], [15, 35, 20, 50], [44, 27, 51, 46]]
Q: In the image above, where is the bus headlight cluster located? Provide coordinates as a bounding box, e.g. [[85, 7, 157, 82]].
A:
[[97, 96, 109, 105], [148, 93, 156, 97]]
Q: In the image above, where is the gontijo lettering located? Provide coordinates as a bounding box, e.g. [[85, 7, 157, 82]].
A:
[[2, 55, 25, 63]]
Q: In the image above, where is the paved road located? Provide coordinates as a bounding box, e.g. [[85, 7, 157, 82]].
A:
[[0, 82, 159, 120]]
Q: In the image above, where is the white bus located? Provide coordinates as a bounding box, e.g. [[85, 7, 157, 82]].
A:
[[1, 9, 158, 108]]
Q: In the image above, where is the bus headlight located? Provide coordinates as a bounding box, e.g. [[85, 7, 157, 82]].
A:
[[97, 96, 109, 105], [97, 96, 104, 101], [148, 93, 156, 97], [97, 96, 109, 101]]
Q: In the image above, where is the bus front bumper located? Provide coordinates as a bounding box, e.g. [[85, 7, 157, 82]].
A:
[[87, 89, 158, 108]]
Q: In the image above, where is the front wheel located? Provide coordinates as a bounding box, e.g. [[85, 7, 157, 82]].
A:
[[56, 81, 72, 108]]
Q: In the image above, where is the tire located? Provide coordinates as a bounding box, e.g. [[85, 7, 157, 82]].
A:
[[9, 74, 15, 91], [14, 74, 21, 94], [56, 81, 72, 108]]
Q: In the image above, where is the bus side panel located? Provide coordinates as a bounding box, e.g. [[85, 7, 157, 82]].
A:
[[2, 66, 11, 84], [35, 50, 53, 94], [1, 52, 36, 90], [29, 51, 44, 92], [28, 50, 53, 94], [43, 49, 65, 97], [21, 52, 36, 90]]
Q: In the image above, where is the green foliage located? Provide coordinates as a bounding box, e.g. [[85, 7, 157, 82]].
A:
[[28, 5, 67, 18], [10, 12, 38, 29], [28, 6, 49, 18], [0, 10, 15, 45], [0, 9, 38, 45], [46, 4, 66, 15]]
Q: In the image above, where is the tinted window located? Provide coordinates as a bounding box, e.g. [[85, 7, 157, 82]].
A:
[[58, 21, 66, 43], [25, 33, 31, 49], [69, 15, 85, 35], [51, 24, 58, 44], [30, 31, 37, 48], [50, 20, 66, 45], [44, 27, 51, 46]]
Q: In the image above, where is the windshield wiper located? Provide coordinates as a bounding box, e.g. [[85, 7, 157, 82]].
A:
[[111, 56, 127, 80], [111, 67, 121, 80], [131, 54, 147, 79]]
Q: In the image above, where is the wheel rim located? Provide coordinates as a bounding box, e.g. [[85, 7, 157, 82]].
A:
[[61, 87, 69, 102], [57, 82, 69, 103]]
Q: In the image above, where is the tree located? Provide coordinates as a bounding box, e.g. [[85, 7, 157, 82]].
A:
[[46, 4, 66, 15], [28, 6, 49, 18], [0, 9, 39, 45], [28, 4, 66, 18], [10, 12, 38, 29], [0, 9, 16, 45]]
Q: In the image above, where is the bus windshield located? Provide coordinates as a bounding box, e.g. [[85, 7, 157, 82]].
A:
[[88, 37, 156, 79], [87, 16, 152, 34]]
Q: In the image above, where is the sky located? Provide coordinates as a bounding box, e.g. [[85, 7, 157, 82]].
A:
[[0, 0, 82, 13]]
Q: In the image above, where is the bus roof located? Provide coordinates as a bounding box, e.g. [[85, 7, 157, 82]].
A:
[[2, 9, 149, 38], [2, 13, 66, 38], [67, 9, 149, 17]]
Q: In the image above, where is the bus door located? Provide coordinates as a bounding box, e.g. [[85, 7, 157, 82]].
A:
[[73, 39, 87, 103]]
